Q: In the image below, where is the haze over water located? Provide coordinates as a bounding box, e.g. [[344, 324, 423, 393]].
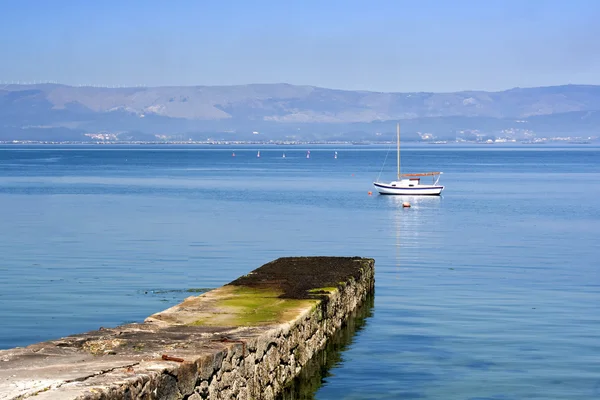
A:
[[1, 144, 599, 399]]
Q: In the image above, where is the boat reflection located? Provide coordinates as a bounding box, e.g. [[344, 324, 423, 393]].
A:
[[277, 293, 375, 400], [383, 194, 443, 210], [384, 195, 443, 278]]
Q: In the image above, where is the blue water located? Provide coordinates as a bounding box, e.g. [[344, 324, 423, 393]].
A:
[[1, 144, 599, 399]]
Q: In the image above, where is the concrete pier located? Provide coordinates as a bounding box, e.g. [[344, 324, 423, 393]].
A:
[[0, 256, 375, 400]]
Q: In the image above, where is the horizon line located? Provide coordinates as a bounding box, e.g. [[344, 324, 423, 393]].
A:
[[1, 81, 597, 94]]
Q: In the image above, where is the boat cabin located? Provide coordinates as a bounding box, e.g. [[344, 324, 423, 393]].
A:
[[390, 178, 421, 187]]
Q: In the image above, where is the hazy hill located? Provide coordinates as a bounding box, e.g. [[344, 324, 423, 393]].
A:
[[1, 83, 600, 141]]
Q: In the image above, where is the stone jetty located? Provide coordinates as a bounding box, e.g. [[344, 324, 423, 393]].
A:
[[0, 256, 375, 400]]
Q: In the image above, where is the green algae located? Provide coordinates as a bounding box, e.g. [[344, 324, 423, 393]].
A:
[[149, 257, 375, 328], [190, 286, 318, 327], [307, 287, 338, 294], [308, 286, 337, 293]]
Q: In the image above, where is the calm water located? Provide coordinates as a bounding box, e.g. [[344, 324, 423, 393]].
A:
[[1, 144, 599, 399]]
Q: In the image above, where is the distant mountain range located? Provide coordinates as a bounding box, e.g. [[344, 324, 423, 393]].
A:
[[1, 83, 600, 142]]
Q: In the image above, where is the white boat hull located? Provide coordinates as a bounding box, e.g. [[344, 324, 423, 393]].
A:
[[373, 182, 444, 195]]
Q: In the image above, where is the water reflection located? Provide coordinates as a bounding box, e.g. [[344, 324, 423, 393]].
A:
[[277, 293, 375, 400], [383, 196, 443, 278], [383, 195, 443, 208]]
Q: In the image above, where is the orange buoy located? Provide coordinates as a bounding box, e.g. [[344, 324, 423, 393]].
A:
[[368, 191, 372, 196], [402, 202, 411, 208]]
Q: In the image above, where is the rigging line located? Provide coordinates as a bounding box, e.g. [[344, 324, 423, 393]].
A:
[[376, 144, 393, 182]]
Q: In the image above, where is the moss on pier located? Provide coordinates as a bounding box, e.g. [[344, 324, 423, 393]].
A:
[[229, 256, 369, 299], [146, 257, 374, 328], [190, 286, 318, 326], [307, 287, 338, 294]]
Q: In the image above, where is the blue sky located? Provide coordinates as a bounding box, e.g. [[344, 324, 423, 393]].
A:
[[1, 0, 599, 92]]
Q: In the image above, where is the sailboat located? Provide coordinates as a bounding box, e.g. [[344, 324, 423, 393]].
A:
[[257, 151, 260, 158], [373, 123, 444, 195], [334, 151, 338, 159]]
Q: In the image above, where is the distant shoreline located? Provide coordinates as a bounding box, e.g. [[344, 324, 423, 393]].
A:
[[0, 140, 597, 146]]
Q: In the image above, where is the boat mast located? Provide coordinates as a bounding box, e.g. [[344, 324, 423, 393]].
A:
[[397, 123, 401, 179]]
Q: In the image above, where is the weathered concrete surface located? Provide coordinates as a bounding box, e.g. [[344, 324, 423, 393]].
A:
[[0, 256, 374, 400]]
